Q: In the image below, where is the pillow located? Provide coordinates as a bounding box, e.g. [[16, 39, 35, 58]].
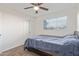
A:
[[74, 31, 78, 35], [74, 31, 79, 39]]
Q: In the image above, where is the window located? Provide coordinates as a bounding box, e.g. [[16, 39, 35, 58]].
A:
[[44, 16, 67, 29]]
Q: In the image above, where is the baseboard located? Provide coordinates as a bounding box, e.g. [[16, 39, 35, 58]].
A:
[[0, 43, 24, 53]]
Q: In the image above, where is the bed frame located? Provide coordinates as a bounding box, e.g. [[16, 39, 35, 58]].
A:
[[24, 47, 53, 56]]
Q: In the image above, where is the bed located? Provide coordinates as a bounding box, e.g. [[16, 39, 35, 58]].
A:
[[24, 35, 79, 56]]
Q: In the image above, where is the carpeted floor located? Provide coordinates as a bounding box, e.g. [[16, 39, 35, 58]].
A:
[[0, 45, 39, 56]]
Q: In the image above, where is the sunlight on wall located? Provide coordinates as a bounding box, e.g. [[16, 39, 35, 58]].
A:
[[24, 21, 29, 33], [77, 13, 79, 31]]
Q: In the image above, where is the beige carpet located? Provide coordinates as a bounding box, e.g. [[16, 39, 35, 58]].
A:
[[0, 45, 39, 56]]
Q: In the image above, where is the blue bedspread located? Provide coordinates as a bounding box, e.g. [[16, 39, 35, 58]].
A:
[[24, 35, 79, 56]]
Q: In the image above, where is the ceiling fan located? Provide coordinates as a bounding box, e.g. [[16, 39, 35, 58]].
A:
[[24, 3, 48, 13]]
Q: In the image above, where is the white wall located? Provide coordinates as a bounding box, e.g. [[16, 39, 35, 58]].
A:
[[0, 11, 3, 53], [0, 9, 28, 52], [31, 9, 77, 36]]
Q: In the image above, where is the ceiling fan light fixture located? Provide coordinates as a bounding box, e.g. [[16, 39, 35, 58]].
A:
[[33, 6, 39, 11], [24, 3, 48, 14]]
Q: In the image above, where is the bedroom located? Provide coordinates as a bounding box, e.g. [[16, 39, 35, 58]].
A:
[[0, 3, 79, 56]]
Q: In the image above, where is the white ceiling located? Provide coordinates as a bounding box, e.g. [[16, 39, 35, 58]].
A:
[[0, 3, 79, 16]]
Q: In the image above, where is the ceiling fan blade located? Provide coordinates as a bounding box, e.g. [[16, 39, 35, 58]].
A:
[[31, 3, 43, 6], [24, 6, 33, 9], [35, 11, 38, 13], [31, 3, 37, 6], [40, 7, 48, 11], [38, 3, 43, 5]]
